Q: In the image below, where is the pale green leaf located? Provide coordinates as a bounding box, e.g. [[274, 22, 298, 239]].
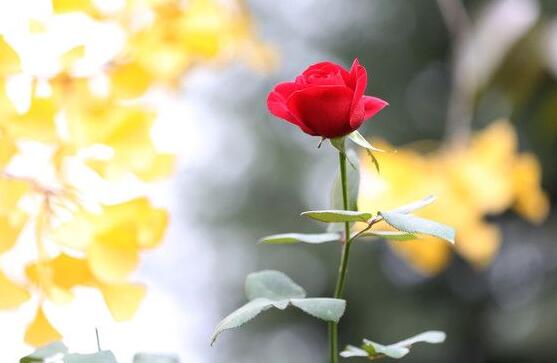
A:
[[245, 270, 306, 301], [347, 130, 384, 152], [301, 210, 372, 223], [20, 342, 68, 362], [347, 131, 382, 172], [63, 351, 118, 363], [211, 271, 346, 345], [342, 330, 446, 360], [290, 298, 346, 323], [339, 345, 368, 358], [210, 298, 275, 345], [388, 195, 436, 215], [356, 230, 417, 241], [133, 353, 179, 363], [379, 211, 455, 244], [259, 233, 340, 245]]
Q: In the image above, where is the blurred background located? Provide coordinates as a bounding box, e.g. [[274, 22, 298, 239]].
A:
[[1, 0, 557, 362]]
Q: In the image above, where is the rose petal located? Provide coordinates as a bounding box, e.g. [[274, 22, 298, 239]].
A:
[[349, 59, 368, 109], [350, 96, 388, 129], [267, 84, 317, 135], [287, 85, 354, 138], [301, 62, 348, 87]]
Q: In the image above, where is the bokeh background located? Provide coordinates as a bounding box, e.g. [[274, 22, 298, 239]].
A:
[[1, 0, 557, 362]]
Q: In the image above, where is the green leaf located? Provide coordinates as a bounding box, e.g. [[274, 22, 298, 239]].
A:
[[341, 331, 446, 360], [379, 211, 455, 244], [245, 270, 306, 301], [329, 137, 345, 153], [210, 298, 275, 345], [211, 271, 346, 345], [63, 351, 118, 363], [339, 345, 369, 358], [133, 353, 179, 363], [301, 210, 372, 223], [20, 342, 68, 362], [330, 149, 360, 211], [290, 298, 345, 323], [259, 233, 340, 245], [347, 130, 384, 152], [347, 131, 382, 173], [388, 195, 436, 214], [356, 230, 417, 241]]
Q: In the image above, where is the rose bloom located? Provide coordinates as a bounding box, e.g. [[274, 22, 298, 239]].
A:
[[267, 59, 388, 139]]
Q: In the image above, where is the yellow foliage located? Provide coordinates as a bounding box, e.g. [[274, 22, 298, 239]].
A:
[[100, 282, 146, 321], [0, 0, 269, 347], [0, 271, 30, 309], [0, 36, 20, 76], [358, 120, 549, 275], [24, 307, 62, 347]]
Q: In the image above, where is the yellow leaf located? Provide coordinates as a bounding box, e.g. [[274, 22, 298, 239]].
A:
[[26, 254, 94, 304], [87, 223, 139, 283], [0, 130, 17, 167], [100, 282, 146, 321], [8, 96, 58, 142], [52, 0, 93, 13], [101, 198, 168, 249], [51, 209, 95, 251], [513, 153, 549, 224], [0, 211, 27, 254], [0, 270, 30, 309], [389, 238, 452, 276], [28, 19, 47, 33], [456, 221, 501, 268], [0, 36, 20, 76], [24, 306, 62, 347], [109, 61, 152, 99], [0, 179, 29, 215], [60, 45, 85, 71]]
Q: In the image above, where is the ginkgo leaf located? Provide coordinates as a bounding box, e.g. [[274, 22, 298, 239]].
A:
[[52, 0, 94, 13], [24, 307, 62, 347], [87, 223, 140, 283], [8, 96, 58, 142], [26, 254, 94, 291], [0, 131, 17, 167], [51, 210, 95, 251], [109, 61, 152, 99], [0, 36, 20, 75], [0, 212, 27, 254], [0, 179, 29, 215], [0, 270, 30, 309], [100, 198, 168, 249], [99, 282, 146, 321], [60, 45, 85, 71]]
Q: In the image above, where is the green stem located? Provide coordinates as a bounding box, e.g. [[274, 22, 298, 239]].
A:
[[329, 150, 352, 363]]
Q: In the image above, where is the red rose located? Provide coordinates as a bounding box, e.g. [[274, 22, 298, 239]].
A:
[[267, 59, 388, 139]]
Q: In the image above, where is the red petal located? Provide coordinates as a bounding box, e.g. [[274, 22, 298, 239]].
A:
[[350, 96, 388, 129], [287, 85, 354, 138], [267, 82, 317, 135]]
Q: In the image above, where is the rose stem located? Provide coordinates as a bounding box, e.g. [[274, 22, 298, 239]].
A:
[[329, 150, 352, 363]]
